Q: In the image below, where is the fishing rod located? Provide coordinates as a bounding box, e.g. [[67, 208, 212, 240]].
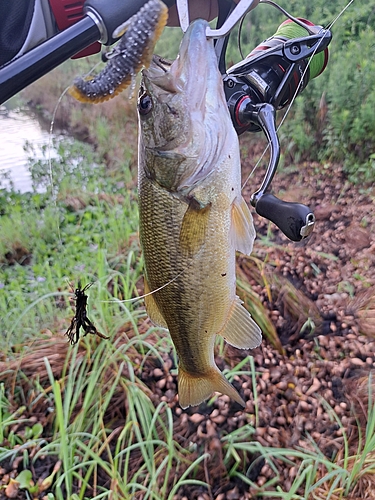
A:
[[0, 0, 256, 104], [0, 0, 177, 105]]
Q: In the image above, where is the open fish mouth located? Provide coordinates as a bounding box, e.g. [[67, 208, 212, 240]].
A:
[[144, 19, 222, 112]]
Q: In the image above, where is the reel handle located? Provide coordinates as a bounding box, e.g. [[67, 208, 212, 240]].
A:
[[252, 193, 315, 241]]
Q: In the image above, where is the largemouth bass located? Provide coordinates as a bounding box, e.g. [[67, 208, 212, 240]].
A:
[[138, 19, 262, 409]]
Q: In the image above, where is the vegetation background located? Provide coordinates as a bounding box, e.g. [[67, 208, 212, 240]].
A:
[[1, 0, 375, 498]]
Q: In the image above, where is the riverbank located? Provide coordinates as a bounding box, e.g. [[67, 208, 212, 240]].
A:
[[21, 57, 139, 173]]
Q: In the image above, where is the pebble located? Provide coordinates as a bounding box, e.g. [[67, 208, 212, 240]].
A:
[[211, 414, 226, 424], [257, 476, 267, 486], [189, 413, 205, 424], [305, 421, 314, 431], [306, 377, 321, 396], [156, 378, 166, 389], [299, 401, 311, 412], [351, 357, 365, 366], [270, 368, 282, 382], [226, 486, 240, 499], [276, 380, 288, 391]]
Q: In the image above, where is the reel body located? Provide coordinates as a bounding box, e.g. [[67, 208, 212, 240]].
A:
[[221, 10, 332, 240]]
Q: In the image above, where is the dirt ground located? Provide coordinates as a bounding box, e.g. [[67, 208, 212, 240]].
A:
[[1, 142, 375, 499]]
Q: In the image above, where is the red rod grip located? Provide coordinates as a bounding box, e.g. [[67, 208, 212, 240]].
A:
[[49, 0, 101, 58]]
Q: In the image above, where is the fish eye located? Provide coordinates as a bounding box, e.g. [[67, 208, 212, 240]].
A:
[[138, 92, 153, 116]]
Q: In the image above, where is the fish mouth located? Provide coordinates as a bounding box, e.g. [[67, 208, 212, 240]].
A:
[[140, 19, 232, 192], [145, 19, 220, 109]]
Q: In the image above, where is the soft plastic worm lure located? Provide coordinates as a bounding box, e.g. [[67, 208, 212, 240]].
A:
[[69, 0, 168, 103]]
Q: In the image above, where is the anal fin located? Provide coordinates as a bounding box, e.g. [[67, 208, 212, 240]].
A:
[[231, 196, 256, 255], [218, 296, 262, 349], [178, 365, 245, 409], [144, 277, 168, 329]]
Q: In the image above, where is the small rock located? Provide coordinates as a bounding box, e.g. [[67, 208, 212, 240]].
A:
[[306, 377, 321, 396], [189, 413, 205, 424], [351, 358, 365, 366]]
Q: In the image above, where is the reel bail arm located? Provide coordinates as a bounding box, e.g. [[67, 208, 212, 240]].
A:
[[245, 102, 315, 242]]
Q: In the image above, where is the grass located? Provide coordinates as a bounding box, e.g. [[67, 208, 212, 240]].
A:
[[43, 344, 208, 500], [0, 128, 222, 498], [0, 335, 208, 499], [221, 377, 375, 499], [0, 135, 210, 498], [0, 137, 141, 351]]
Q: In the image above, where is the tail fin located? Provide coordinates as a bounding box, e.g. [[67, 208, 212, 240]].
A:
[[178, 366, 245, 409]]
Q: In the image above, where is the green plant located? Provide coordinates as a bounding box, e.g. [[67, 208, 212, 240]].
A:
[[221, 376, 375, 499]]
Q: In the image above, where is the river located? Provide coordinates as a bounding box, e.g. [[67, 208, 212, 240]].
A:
[[0, 102, 56, 193]]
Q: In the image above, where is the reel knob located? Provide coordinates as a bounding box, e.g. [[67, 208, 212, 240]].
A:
[[252, 193, 315, 241]]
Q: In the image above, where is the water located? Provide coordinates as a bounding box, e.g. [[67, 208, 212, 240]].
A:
[[0, 105, 55, 192]]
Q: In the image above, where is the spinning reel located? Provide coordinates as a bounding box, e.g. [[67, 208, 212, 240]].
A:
[[218, 1, 332, 241]]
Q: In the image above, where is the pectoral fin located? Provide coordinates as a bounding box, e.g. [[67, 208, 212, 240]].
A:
[[231, 196, 256, 255], [178, 365, 245, 409], [218, 296, 262, 349], [179, 199, 211, 256], [144, 278, 168, 329]]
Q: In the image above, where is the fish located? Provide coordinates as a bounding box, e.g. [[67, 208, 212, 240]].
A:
[[137, 19, 262, 409]]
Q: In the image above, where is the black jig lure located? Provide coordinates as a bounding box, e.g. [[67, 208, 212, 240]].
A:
[[69, 0, 168, 103], [65, 282, 109, 345]]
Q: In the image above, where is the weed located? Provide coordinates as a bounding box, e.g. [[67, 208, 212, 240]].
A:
[[222, 378, 375, 499]]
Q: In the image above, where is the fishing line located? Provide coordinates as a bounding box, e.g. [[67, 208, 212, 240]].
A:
[[240, 0, 356, 192], [47, 60, 103, 247], [238, 15, 246, 60], [101, 269, 185, 304], [326, 0, 355, 30], [47, 85, 69, 248]]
